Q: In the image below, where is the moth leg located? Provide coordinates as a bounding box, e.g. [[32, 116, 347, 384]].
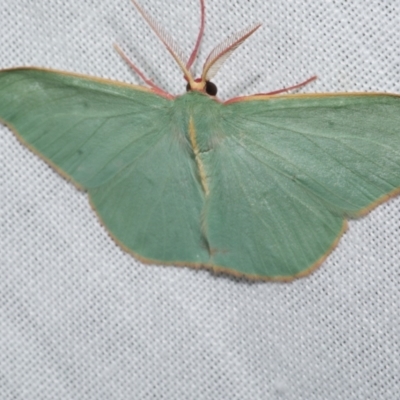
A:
[[114, 43, 173, 99], [263, 75, 317, 96]]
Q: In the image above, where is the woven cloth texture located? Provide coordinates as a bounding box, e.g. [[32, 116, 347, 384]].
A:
[[1, 1, 399, 399]]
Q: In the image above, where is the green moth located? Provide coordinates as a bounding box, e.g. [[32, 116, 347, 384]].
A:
[[1, 0, 400, 281]]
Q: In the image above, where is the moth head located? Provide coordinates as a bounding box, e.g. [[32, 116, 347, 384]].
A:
[[117, 1, 260, 99], [186, 79, 217, 96], [184, 22, 261, 97]]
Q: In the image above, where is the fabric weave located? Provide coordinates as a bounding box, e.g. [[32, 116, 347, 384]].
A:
[[1, 1, 399, 399]]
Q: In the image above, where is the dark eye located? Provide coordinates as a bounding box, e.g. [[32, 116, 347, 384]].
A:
[[186, 81, 218, 96], [205, 81, 217, 96]]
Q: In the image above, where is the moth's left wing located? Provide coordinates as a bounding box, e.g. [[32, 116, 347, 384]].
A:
[[203, 94, 400, 279], [0, 68, 210, 266]]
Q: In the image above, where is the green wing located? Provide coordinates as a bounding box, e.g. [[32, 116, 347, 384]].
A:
[[2, 69, 400, 280], [0, 68, 210, 265], [196, 93, 400, 279]]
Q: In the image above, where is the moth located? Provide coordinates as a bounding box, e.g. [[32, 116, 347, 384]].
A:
[[1, 0, 399, 280]]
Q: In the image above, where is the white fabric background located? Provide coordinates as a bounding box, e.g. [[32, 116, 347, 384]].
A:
[[1, 0, 400, 399]]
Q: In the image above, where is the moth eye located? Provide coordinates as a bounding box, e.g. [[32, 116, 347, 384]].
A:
[[205, 81, 217, 96], [186, 81, 217, 96]]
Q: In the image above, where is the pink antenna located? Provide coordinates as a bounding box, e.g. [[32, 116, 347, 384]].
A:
[[186, 0, 206, 70], [131, 0, 194, 84], [114, 0, 200, 97], [201, 23, 261, 82]]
